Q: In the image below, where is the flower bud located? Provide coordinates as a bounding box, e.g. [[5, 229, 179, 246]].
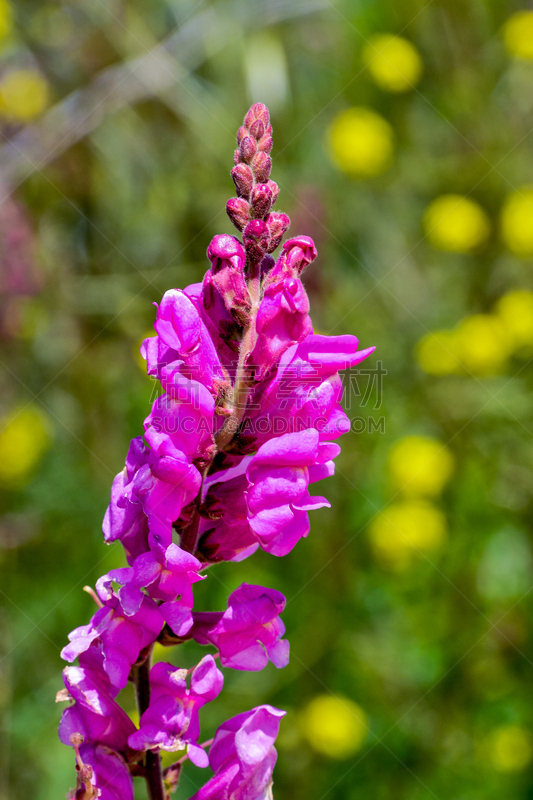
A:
[[258, 134, 273, 153], [231, 164, 254, 199], [244, 102, 270, 129], [239, 136, 257, 164], [236, 125, 247, 145], [249, 119, 265, 140], [251, 184, 273, 219], [266, 180, 279, 205], [252, 152, 272, 183], [234, 148, 240, 166], [243, 219, 270, 264], [226, 197, 251, 231], [265, 212, 290, 252]]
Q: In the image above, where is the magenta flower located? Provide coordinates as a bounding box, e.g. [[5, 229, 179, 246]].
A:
[[142, 288, 224, 394], [61, 585, 164, 691], [246, 428, 340, 556], [72, 743, 134, 800], [128, 655, 223, 767], [106, 542, 205, 637], [189, 705, 286, 800], [58, 665, 136, 754], [59, 103, 374, 800], [191, 583, 289, 670]]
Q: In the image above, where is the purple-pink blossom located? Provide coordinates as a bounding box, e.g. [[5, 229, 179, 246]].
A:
[[191, 583, 289, 670], [128, 655, 223, 766], [189, 704, 286, 800], [58, 665, 136, 754], [61, 584, 164, 691], [59, 102, 374, 800], [106, 543, 205, 637]]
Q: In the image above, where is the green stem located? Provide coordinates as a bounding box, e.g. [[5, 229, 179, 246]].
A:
[[135, 648, 165, 800]]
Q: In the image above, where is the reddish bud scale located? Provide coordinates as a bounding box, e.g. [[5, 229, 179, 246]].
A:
[[243, 219, 270, 264], [232, 164, 254, 199], [265, 212, 291, 253], [249, 119, 265, 140], [258, 134, 273, 154], [236, 126, 247, 144], [244, 102, 270, 129], [251, 184, 273, 220], [252, 152, 272, 183], [240, 136, 257, 164], [226, 198, 251, 231]]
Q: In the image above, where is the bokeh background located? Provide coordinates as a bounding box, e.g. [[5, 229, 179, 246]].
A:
[[2, 0, 533, 797]]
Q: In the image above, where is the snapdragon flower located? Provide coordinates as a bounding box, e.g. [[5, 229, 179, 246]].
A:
[[58, 102, 374, 800]]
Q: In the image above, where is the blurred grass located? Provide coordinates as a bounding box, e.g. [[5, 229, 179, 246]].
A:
[[2, 0, 533, 798]]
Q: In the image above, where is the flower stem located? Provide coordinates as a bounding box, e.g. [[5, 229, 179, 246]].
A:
[[214, 258, 261, 451], [135, 648, 166, 800]]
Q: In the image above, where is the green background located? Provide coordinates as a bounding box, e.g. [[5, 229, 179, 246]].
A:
[[1, 1, 533, 798]]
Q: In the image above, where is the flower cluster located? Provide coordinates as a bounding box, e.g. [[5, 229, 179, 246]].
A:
[[58, 103, 374, 800]]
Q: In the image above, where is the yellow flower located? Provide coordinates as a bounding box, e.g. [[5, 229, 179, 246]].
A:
[[363, 34, 423, 93], [503, 11, 533, 60], [489, 725, 532, 772], [301, 695, 367, 759], [369, 501, 446, 569], [0, 70, 49, 122], [423, 195, 490, 253], [501, 189, 533, 257], [327, 107, 394, 178], [0, 0, 12, 41], [495, 290, 533, 351], [416, 330, 461, 376], [0, 405, 52, 487], [388, 436, 454, 497], [454, 314, 510, 375]]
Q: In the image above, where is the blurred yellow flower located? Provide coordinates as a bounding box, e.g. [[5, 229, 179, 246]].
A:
[[424, 195, 490, 253], [0, 405, 52, 487], [501, 189, 533, 257], [0, 0, 12, 41], [363, 34, 423, 93], [301, 695, 367, 759], [495, 290, 533, 351], [503, 11, 533, 60], [0, 70, 49, 122], [388, 436, 454, 497], [327, 107, 394, 178], [369, 501, 446, 569], [416, 329, 461, 376], [489, 725, 532, 772], [454, 314, 510, 375]]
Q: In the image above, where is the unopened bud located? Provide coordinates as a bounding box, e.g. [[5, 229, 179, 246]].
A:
[[226, 197, 251, 231], [251, 184, 273, 219], [236, 125, 248, 145], [266, 180, 279, 205], [265, 212, 290, 253], [244, 102, 270, 129], [257, 134, 273, 153], [243, 219, 270, 264], [234, 148, 240, 166], [252, 151, 272, 183], [249, 119, 265, 140], [239, 136, 257, 164], [231, 164, 254, 199]]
